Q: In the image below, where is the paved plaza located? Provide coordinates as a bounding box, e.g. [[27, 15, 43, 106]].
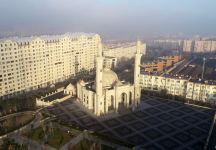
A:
[[43, 95, 215, 150]]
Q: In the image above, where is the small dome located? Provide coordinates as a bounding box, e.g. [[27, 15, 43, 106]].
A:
[[102, 68, 119, 87]]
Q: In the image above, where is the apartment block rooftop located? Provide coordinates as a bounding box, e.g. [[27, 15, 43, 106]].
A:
[[0, 32, 98, 43]]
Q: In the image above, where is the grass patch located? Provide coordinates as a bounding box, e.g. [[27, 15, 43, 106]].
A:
[[70, 139, 115, 150], [24, 125, 75, 149], [1, 138, 28, 150], [0, 112, 35, 136]]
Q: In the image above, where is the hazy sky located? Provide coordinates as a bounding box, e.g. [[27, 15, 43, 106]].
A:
[[0, 0, 216, 39]]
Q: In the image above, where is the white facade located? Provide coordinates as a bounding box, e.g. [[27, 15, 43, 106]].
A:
[[152, 39, 182, 50], [186, 81, 216, 102], [140, 74, 187, 97], [211, 41, 216, 52], [183, 40, 194, 52], [77, 41, 142, 116], [103, 42, 146, 59], [64, 83, 76, 96], [0, 33, 101, 99], [140, 74, 216, 103], [193, 40, 216, 53], [183, 40, 216, 53], [194, 40, 212, 53]]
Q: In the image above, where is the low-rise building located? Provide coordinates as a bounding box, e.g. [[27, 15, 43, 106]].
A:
[[143, 55, 182, 73], [165, 77, 188, 97], [186, 80, 216, 102], [140, 73, 216, 104], [140, 73, 187, 97]]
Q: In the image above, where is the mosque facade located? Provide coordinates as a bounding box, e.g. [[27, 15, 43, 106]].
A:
[[77, 40, 142, 116]]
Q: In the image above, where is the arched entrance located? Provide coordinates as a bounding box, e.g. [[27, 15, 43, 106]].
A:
[[118, 93, 128, 113], [108, 95, 114, 111], [121, 93, 127, 104]]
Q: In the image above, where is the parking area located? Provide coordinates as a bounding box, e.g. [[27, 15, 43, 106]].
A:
[[43, 95, 215, 150]]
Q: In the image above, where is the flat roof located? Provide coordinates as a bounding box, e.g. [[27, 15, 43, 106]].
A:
[[0, 32, 98, 43], [43, 91, 65, 102]]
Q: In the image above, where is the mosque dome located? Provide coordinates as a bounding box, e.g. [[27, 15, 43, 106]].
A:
[[102, 68, 119, 87]]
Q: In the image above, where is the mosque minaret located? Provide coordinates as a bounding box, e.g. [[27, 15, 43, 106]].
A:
[[95, 42, 105, 115], [134, 40, 142, 107]]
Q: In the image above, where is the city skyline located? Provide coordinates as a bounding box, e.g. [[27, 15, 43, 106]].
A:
[[0, 0, 216, 39], [0, 1, 216, 149]]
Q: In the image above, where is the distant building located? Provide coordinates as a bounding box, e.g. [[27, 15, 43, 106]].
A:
[[142, 55, 182, 73], [103, 42, 146, 59], [194, 40, 212, 53], [183, 40, 216, 53], [183, 40, 194, 52], [152, 39, 183, 50], [211, 41, 216, 52]]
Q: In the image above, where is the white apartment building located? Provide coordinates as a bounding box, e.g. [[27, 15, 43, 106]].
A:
[[140, 73, 216, 103], [103, 42, 146, 59], [183, 40, 194, 52], [194, 40, 212, 53], [140, 75, 166, 91], [140, 74, 187, 97], [0, 33, 101, 99], [152, 40, 182, 50], [186, 80, 216, 102], [190, 40, 216, 53], [183, 40, 216, 53], [211, 41, 216, 52]]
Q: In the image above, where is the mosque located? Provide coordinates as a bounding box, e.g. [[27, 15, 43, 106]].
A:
[[77, 40, 142, 116]]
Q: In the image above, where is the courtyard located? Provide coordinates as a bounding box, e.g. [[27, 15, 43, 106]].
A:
[[43, 95, 215, 150]]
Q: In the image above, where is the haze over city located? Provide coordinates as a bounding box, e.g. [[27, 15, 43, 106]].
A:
[[1, 0, 216, 149], [0, 0, 216, 39]]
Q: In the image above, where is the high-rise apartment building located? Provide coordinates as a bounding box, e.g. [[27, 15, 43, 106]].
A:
[[103, 42, 146, 59], [152, 40, 183, 50], [183, 40, 216, 53], [0, 33, 101, 99], [183, 40, 194, 52], [194, 40, 212, 53], [211, 41, 216, 52]]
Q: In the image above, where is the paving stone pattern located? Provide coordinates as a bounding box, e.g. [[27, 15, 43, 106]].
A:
[[44, 96, 215, 150]]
